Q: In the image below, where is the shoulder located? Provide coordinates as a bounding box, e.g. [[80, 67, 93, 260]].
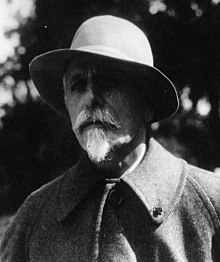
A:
[[185, 163, 220, 231], [0, 166, 77, 261], [187, 164, 220, 203], [20, 165, 77, 218]]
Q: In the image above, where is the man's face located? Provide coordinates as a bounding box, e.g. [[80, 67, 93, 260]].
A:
[[63, 58, 146, 163]]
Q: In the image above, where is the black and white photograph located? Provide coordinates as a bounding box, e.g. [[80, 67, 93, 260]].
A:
[[0, 0, 220, 261]]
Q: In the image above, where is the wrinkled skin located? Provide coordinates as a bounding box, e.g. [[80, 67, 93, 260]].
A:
[[63, 57, 151, 175]]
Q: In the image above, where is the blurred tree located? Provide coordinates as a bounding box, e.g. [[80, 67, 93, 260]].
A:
[[0, 0, 219, 214]]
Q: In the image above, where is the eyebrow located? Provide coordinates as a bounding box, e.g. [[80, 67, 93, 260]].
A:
[[65, 62, 101, 84]]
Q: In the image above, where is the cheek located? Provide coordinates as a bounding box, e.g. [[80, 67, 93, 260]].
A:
[[106, 92, 143, 134], [111, 91, 142, 119], [65, 96, 80, 127], [106, 90, 128, 112]]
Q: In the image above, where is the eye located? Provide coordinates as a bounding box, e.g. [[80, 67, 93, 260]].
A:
[[70, 77, 87, 92], [104, 80, 116, 89], [99, 73, 117, 89], [104, 74, 129, 92]]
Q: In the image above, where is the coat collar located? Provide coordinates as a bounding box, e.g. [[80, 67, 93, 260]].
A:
[[57, 138, 187, 223]]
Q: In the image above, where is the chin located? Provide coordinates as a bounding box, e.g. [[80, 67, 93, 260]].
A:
[[87, 142, 111, 163], [83, 127, 113, 163], [82, 127, 131, 164]]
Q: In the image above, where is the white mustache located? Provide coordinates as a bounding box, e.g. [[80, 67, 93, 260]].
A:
[[73, 108, 121, 133]]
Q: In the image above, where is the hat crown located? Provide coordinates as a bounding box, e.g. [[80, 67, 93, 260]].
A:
[[71, 15, 154, 66]]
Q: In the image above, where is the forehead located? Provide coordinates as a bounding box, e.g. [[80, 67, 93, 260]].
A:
[[65, 57, 96, 75], [65, 56, 120, 79]]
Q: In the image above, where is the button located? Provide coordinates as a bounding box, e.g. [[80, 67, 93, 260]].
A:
[[108, 189, 123, 207], [152, 207, 163, 218]]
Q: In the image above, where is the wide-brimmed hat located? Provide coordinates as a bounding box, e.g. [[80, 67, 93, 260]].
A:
[[29, 15, 179, 124]]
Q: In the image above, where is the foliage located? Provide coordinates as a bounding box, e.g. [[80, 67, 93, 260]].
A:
[[0, 99, 81, 214]]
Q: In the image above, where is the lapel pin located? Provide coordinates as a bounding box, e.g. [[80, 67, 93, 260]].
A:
[[152, 207, 163, 218]]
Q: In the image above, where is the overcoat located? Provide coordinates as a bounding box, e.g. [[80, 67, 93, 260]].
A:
[[1, 138, 220, 261]]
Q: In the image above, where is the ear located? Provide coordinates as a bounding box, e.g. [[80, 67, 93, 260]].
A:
[[62, 74, 68, 107], [144, 107, 153, 123], [63, 74, 67, 92]]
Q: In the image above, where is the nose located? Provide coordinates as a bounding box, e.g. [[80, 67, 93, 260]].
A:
[[83, 78, 103, 108]]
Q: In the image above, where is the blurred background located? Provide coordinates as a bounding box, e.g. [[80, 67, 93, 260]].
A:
[[0, 0, 219, 237]]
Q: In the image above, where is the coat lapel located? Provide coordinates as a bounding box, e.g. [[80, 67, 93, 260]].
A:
[[57, 138, 187, 224], [123, 138, 187, 223], [56, 152, 101, 222]]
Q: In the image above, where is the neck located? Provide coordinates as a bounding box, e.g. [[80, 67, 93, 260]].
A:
[[93, 128, 148, 178]]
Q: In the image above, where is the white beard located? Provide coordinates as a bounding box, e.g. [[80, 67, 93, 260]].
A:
[[84, 127, 112, 163]]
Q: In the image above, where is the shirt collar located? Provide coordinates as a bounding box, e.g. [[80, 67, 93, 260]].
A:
[[57, 138, 187, 223]]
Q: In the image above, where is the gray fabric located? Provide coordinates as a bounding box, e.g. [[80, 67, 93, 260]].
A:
[[1, 138, 220, 261]]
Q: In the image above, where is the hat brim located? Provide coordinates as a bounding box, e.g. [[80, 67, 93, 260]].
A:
[[29, 49, 179, 125]]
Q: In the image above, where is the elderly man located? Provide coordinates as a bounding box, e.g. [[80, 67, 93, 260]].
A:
[[1, 15, 220, 262]]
